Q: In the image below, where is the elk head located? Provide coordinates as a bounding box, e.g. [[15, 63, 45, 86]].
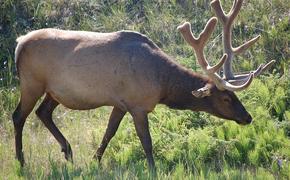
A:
[[178, 0, 275, 125]]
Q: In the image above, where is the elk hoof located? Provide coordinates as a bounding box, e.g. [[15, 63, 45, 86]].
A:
[[93, 152, 102, 163], [61, 146, 73, 162], [16, 151, 25, 167]]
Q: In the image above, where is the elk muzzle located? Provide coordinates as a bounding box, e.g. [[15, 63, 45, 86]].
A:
[[236, 114, 252, 125]]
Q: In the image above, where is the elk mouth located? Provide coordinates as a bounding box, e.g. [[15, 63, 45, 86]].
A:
[[214, 112, 253, 125], [236, 115, 252, 125]]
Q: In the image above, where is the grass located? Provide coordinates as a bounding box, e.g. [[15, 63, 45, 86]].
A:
[[0, 0, 290, 179], [1, 78, 290, 179]]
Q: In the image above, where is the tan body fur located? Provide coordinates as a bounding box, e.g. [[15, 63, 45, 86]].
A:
[[16, 29, 174, 112]]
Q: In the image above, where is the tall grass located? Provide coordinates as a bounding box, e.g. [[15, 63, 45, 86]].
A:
[[0, 0, 290, 179]]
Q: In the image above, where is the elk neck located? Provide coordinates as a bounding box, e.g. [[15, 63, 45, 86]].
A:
[[158, 59, 212, 111]]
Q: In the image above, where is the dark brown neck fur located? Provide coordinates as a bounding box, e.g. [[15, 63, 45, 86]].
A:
[[159, 57, 212, 111]]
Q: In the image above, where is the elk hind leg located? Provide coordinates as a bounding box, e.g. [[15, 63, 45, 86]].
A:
[[13, 83, 44, 166], [35, 94, 73, 161]]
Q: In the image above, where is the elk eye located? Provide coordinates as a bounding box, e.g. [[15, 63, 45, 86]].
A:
[[223, 97, 231, 103]]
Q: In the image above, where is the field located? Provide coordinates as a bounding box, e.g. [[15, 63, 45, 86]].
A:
[[0, 0, 290, 179]]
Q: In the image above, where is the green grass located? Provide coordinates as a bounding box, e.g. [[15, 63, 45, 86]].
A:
[[0, 0, 290, 179], [1, 78, 290, 179]]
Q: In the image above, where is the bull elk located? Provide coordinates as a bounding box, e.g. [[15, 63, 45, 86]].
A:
[[13, 0, 274, 169]]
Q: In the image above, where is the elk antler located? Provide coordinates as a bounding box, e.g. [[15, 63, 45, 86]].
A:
[[178, 18, 254, 91], [211, 0, 275, 84]]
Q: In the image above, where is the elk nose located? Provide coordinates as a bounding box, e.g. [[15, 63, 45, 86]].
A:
[[245, 114, 252, 124]]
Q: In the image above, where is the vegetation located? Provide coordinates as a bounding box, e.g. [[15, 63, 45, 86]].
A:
[[0, 0, 289, 179]]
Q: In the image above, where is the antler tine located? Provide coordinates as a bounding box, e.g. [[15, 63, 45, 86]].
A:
[[198, 18, 219, 48], [177, 18, 217, 50], [211, 0, 243, 24], [178, 18, 255, 91], [210, 0, 227, 24], [230, 0, 238, 13], [211, 0, 274, 83], [209, 54, 227, 74], [229, 60, 276, 85], [177, 18, 218, 69], [228, 0, 243, 24], [233, 35, 260, 54], [221, 72, 254, 91], [177, 22, 199, 49]]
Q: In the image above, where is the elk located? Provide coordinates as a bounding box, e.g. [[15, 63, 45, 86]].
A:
[[13, 0, 274, 169]]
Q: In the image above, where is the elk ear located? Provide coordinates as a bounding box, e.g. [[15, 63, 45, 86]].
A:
[[192, 86, 211, 98]]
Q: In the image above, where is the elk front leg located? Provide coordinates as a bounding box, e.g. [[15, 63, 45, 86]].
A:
[[94, 107, 126, 162], [131, 110, 155, 171]]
